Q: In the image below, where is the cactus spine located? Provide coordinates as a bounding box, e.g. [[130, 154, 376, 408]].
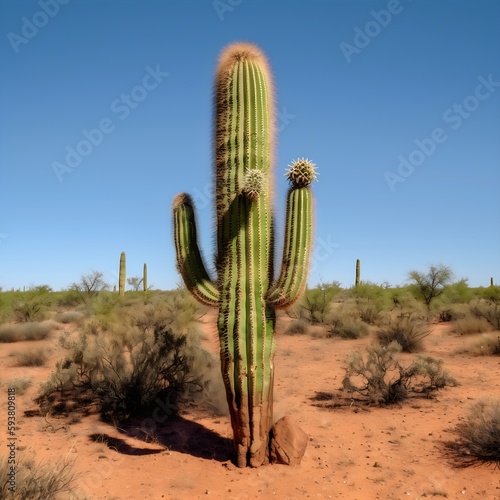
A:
[[143, 263, 148, 291], [355, 259, 360, 287], [119, 251, 126, 298], [172, 43, 315, 467]]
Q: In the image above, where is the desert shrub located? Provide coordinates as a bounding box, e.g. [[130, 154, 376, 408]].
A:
[[354, 297, 380, 325], [445, 398, 500, 466], [469, 296, 500, 330], [13, 348, 48, 367], [57, 310, 86, 324], [347, 281, 393, 312], [0, 455, 76, 499], [457, 333, 500, 356], [296, 282, 341, 323], [5, 377, 32, 395], [37, 304, 217, 423], [451, 316, 492, 335], [329, 317, 369, 339], [11, 298, 46, 323], [285, 320, 309, 335], [376, 316, 430, 352], [342, 341, 457, 405], [0, 322, 52, 343]]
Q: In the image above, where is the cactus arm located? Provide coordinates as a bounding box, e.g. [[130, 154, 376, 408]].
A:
[[267, 186, 313, 308], [173, 193, 220, 307]]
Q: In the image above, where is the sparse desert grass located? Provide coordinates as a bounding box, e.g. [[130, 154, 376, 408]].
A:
[[445, 398, 500, 467], [342, 341, 457, 405], [376, 316, 430, 352], [12, 347, 49, 367], [285, 319, 309, 335], [0, 455, 76, 499], [451, 316, 492, 335], [0, 322, 52, 343], [456, 333, 500, 356], [5, 377, 32, 395]]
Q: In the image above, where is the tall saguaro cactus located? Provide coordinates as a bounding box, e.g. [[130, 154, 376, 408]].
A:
[[119, 251, 126, 298], [143, 263, 148, 291], [355, 259, 360, 287], [172, 43, 316, 467]]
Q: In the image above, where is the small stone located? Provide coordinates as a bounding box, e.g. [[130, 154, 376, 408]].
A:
[[270, 415, 308, 465]]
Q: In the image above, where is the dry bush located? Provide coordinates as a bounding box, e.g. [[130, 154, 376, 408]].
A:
[[0, 455, 76, 499], [37, 297, 219, 423], [376, 316, 430, 353], [451, 316, 492, 335], [285, 320, 309, 335], [5, 377, 32, 395], [456, 333, 500, 356], [342, 341, 457, 405], [0, 322, 52, 343], [57, 310, 86, 324], [326, 301, 369, 339], [13, 348, 48, 367], [470, 298, 500, 330], [445, 398, 500, 466]]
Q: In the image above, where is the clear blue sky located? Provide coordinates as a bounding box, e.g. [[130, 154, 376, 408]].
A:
[[1, 0, 499, 291]]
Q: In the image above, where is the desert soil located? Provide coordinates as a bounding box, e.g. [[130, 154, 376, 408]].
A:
[[1, 311, 499, 500]]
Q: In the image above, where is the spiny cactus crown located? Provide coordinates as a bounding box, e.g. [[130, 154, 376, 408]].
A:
[[285, 158, 318, 187], [242, 168, 266, 201]]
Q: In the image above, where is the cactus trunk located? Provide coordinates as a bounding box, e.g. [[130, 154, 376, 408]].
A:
[[172, 43, 316, 467], [143, 263, 148, 291], [355, 259, 360, 287], [119, 251, 126, 298]]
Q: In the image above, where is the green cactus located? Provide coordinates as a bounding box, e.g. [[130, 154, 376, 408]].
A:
[[119, 251, 126, 298], [355, 259, 360, 287], [172, 43, 316, 467], [143, 263, 148, 292], [491, 277, 494, 287]]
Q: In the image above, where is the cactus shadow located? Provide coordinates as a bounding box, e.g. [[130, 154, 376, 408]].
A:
[[117, 415, 233, 463]]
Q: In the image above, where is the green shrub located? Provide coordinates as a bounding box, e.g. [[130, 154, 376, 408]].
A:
[[57, 310, 86, 324], [0, 455, 76, 499], [296, 282, 341, 323], [329, 318, 369, 339], [445, 398, 500, 466], [376, 316, 430, 352], [0, 322, 52, 343], [285, 320, 309, 335], [342, 341, 456, 405]]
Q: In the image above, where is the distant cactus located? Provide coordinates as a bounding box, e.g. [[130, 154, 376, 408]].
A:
[[355, 259, 360, 287], [143, 263, 148, 291], [491, 277, 494, 287], [172, 43, 316, 467], [119, 252, 126, 297]]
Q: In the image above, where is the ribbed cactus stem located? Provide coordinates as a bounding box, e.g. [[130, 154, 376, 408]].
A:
[[355, 259, 360, 287], [172, 42, 316, 467], [119, 251, 126, 298], [143, 263, 148, 291]]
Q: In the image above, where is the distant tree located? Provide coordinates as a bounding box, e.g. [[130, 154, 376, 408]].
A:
[[70, 271, 109, 303], [127, 277, 143, 292], [408, 264, 454, 309]]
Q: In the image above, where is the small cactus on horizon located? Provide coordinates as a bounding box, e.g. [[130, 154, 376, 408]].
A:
[[143, 263, 148, 292], [355, 259, 360, 287], [119, 252, 126, 298]]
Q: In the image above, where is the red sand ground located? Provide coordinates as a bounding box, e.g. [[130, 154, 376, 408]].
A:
[[1, 311, 499, 499]]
